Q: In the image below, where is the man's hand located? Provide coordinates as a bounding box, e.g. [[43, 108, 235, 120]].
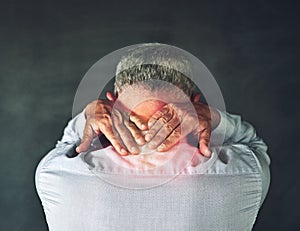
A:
[[76, 93, 145, 155], [143, 99, 220, 157]]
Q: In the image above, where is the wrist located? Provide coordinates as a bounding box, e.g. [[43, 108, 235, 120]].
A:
[[210, 107, 221, 130], [84, 100, 99, 120]]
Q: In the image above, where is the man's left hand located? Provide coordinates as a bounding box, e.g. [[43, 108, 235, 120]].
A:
[[143, 99, 220, 157]]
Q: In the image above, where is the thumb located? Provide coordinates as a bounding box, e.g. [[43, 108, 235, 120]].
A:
[[192, 93, 201, 102], [76, 124, 94, 153], [198, 127, 212, 157], [106, 91, 117, 103]]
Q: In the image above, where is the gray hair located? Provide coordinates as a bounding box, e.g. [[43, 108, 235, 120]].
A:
[[114, 43, 195, 96]]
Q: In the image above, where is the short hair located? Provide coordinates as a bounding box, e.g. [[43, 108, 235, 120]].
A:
[[114, 43, 196, 96]]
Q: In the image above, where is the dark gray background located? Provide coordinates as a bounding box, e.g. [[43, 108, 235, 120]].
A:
[[0, 0, 299, 230]]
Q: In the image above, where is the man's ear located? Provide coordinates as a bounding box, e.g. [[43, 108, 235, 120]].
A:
[[106, 91, 117, 103], [191, 92, 201, 102]]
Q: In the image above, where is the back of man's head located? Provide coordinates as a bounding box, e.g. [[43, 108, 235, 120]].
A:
[[114, 43, 196, 97]]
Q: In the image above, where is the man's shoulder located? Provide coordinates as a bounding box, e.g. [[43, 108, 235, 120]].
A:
[[205, 143, 265, 176], [35, 146, 92, 193]]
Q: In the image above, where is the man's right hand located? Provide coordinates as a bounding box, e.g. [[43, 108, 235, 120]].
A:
[[76, 92, 146, 155]]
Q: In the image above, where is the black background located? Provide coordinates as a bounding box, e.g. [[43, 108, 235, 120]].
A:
[[0, 0, 299, 230]]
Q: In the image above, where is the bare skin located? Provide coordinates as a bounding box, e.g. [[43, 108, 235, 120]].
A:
[[142, 101, 220, 157], [76, 92, 144, 155], [76, 91, 220, 157]]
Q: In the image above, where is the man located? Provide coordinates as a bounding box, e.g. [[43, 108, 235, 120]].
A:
[[36, 44, 270, 230]]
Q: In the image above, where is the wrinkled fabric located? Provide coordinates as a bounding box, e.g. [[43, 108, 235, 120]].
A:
[[35, 110, 270, 231]]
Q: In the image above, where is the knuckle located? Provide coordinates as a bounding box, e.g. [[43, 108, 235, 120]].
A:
[[147, 130, 155, 137], [200, 128, 210, 135], [198, 122, 209, 131], [109, 136, 120, 145], [131, 128, 142, 136], [135, 117, 143, 124], [200, 135, 210, 143], [122, 138, 134, 147], [113, 118, 123, 127], [164, 138, 176, 147], [201, 134, 210, 141], [161, 107, 170, 115], [148, 118, 156, 125], [82, 135, 90, 142], [86, 117, 95, 125], [95, 114, 111, 123], [152, 133, 166, 143], [153, 109, 165, 119], [123, 119, 131, 127], [170, 117, 180, 127], [128, 121, 137, 129], [163, 123, 174, 133], [164, 111, 173, 121], [132, 132, 143, 140], [172, 128, 181, 138], [132, 134, 143, 141], [152, 114, 161, 121], [99, 123, 112, 134], [159, 116, 169, 125], [97, 119, 110, 129]]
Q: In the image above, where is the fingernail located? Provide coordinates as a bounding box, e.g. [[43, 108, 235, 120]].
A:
[[137, 138, 145, 145], [147, 142, 157, 149], [204, 149, 211, 157], [130, 146, 139, 154], [120, 148, 127, 154], [141, 124, 146, 129], [145, 134, 151, 142], [157, 144, 165, 151]]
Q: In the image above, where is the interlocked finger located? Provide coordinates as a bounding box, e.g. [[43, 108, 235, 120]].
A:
[[147, 116, 181, 149], [145, 109, 174, 142], [125, 120, 146, 146], [156, 125, 182, 151], [147, 106, 170, 128], [129, 113, 148, 130]]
